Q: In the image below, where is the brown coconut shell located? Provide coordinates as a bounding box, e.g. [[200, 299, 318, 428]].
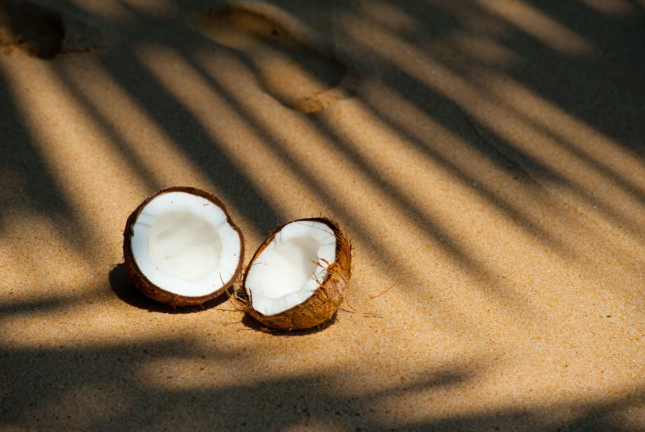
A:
[[241, 217, 352, 330], [123, 186, 245, 307]]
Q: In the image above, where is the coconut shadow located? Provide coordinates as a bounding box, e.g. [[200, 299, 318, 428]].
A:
[[239, 311, 338, 336], [109, 263, 229, 314]]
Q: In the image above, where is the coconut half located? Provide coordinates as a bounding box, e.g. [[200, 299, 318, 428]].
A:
[[242, 217, 352, 330], [123, 187, 244, 306]]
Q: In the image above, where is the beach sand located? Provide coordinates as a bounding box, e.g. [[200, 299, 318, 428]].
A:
[[1, 0, 645, 430]]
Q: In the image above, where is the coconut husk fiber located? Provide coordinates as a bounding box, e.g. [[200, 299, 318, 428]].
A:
[[241, 217, 352, 331]]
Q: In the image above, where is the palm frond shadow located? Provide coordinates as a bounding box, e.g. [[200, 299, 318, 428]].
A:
[[1, 0, 645, 430]]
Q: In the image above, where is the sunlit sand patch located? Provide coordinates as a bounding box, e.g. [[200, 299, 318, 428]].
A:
[[329, 8, 645, 345], [279, 422, 337, 432], [473, 0, 595, 56], [0, 0, 106, 59], [339, 14, 645, 253], [465, 72, 645, 245], [66, 0, 129, 21], [450, 35, 521, 66], [356, 0, 519, 68], [137, 343, 482, 394], [366, 390, 627, 431], [475, 71, 645, 190], [192, 3, 358, 113], [57, 58, 212, 189], [138, 357, 286, 390], [0, 212, 96, 290], [315, 96, 627, 318], [0, 58, 148, 260], [356, 322, 645, 427], [575, 0, 637, 16], [355, 0, 419, 33], [116, 0, 177, 15]]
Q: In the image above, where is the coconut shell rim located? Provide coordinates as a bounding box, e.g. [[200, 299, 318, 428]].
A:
[[123, 186, 245, 306]]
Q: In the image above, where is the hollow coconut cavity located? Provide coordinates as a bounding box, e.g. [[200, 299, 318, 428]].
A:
[[242, 217, 352, 330], [123, 187, 244, 306]]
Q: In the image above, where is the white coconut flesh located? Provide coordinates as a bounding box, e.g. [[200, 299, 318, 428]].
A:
[[130, 192, 242, 297], [245, 220, 337, 316]]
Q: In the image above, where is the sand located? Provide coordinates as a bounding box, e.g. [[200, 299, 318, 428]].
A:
[[1, 0, 645, 430]]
